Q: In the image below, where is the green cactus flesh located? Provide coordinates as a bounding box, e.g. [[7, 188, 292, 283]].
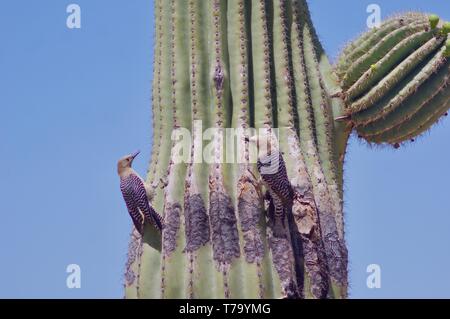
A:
[[124, 2, 450, 299], [445, 39, 450, 56], [337, 12, 450, 146], [429, 14, 440, 29]]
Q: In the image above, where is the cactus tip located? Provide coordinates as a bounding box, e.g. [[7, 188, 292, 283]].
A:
[[445, 39, 450, 57], [442, 22, 450, 35], [429, 14, 440, 29], [370, 64, 377, 71]]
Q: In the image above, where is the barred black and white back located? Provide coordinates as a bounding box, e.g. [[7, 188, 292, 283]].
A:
[[257, 150, 294, 237], [257, 150, 294, 203], [120, 174, 164, 234]]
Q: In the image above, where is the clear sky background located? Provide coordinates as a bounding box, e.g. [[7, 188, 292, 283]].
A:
[[0, 0, 449, 298]]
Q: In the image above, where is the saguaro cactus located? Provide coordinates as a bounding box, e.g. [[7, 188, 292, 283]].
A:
[[123, 0, 450, 299]]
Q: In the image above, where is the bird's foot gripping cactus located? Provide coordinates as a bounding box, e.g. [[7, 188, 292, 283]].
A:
[[121, 0, 450, 299]]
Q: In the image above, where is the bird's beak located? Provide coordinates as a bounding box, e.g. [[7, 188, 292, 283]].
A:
[[131, 150, 140, 160]]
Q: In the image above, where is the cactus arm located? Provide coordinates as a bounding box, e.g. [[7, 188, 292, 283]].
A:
[[336, 28, 377, 75], [388, 93, 449, 144], [338, 13, 450, 146], [352, 46, 448, 126], [346, 30, 435, 102], [376, 70, 450, 144], [337, 13, 427, 77], [349, 36, 445, 113], [342, 21, 429, 88], [358, 61, 450, 140]]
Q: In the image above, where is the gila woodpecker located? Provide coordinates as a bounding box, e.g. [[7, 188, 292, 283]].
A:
[[247, 132, 294, 238], [118, 150, 163, 235]]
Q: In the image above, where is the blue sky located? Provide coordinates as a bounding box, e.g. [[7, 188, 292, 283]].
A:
[[0, 0, 448, 298]]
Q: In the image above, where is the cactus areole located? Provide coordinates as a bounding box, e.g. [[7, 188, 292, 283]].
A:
[[123, 0, 450, 299]]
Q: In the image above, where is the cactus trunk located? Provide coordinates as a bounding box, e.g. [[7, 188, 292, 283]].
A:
[[123, 0, 450, 299]]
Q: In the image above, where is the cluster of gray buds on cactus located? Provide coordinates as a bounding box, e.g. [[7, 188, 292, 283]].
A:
[[120, 0, 450, 299]]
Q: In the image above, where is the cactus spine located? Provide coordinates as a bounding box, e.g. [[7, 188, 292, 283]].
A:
[[124, 1, 450, 298]]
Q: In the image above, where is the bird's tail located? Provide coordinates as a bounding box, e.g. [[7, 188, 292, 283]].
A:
[[149, 207, 164, 232]]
